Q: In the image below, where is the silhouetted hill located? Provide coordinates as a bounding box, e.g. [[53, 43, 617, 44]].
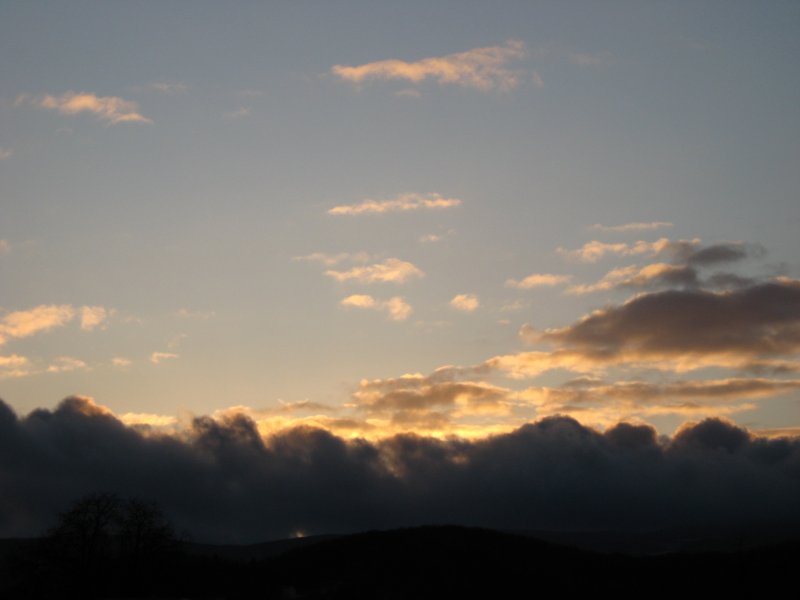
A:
[[2, 526, 799, 598]]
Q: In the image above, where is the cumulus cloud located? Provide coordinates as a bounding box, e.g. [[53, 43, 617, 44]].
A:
[[0, 304, 75, 345], [340, 295, 412, 321], [506, 273, 572, 289], [150, 352, 178, 364], [331, 40, 527, 91], [589, 221, 673, 233], [328, 193, 461, 216], [326, 258, 424, 284], [449, 294, 480, 313], [17, 91, 152, 125], [2, 396, 800, 543]]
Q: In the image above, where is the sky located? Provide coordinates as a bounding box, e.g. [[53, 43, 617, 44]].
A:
[[1, 1, 800, 461]]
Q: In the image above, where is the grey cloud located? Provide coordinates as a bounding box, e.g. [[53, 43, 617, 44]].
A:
[[2, 396, 800, 543]]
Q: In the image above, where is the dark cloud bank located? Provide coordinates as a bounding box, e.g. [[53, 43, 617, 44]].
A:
[[2, 397, 800, 543]]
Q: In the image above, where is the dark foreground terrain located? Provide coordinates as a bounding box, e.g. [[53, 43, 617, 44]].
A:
[[2, 526, 799, 598]]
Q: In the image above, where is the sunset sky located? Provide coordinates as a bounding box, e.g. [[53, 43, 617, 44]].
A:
[[2, 1, 799, 446]]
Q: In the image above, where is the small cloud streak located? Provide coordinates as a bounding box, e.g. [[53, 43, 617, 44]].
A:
[[0, 148, 13, 160], [326, 258, 424, 284], [332, 40, 527, 91], [111, 357, 132, 367], [341, 295, 412, 321], [17, 91, 152, 125], [328, 192, 461, 216], [589, 221, 673, 233], [293, 252, 371, 266], [450, 294, 480, 312], [47, 356, 89, 373], [506, 273, 571, 289], [150, 352, 179, 364]]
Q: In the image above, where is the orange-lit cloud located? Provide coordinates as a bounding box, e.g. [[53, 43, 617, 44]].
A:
[[557, 238, 700, 263], [80, 305, 108, 331], [449, 294, 480, 312], [328, 192, 461, 216], [17, 91, 152, 125], [506, 273, 572, 289], [331, 40, 527, 91], [111, 357, 132, 367], [0, 354, 31, 379], [340, 294, 412, 321], [150, 352, 179, 364], [0, 304, 75, 345], [566, 263, 698, 295], [326, 258, 424, 284]]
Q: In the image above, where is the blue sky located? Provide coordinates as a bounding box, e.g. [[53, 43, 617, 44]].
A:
[[1, 1, 799, 439]]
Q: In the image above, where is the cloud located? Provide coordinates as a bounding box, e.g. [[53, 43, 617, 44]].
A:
[[557, 238, 700, 263], [150, 352, 178, 364], [506, 273, 572, 289], [0, 148, 12, 160], [568, 51, 615, 67], [326, 258, 424, 284], [589, 222, 673, 233], [118, 412, 178, 427], [328, 193, 461, 216], [111, 357, 132, 367], [450, 294, 480, 312], [175, 308, 216, 320], [2, 396, 800, 542], [340, 295, 412, 321], [0, 355, 31, 379], [224, 106, 251, 119], [332, 40, 527, 91], [521, 377, 800, 418], [17, 92, 152, 125], [80, 306, 108, 331], [46, 356, 89, 373], [0, 240, 10, 254], [566, 263, 699, 295], [293, 252, 371, 266], [498, 280, 800, 376], [0, 304, 75, 345], [147, 81, 188, 94]]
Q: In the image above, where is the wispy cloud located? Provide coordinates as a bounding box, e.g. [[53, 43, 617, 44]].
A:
[[566, 263, 698, 295], [558, 238, 700, 263], [147, 81, 188, 94], [17, 91, 152, 125], [326, 258, 424, 284], [340, 294, 412, 321], [332, 40, 528, 91], [0, 354, 31, 379], [589, 221, 673, 233], [506, 273, 572, 289], [328, 192, 461, 216], [450, 294, 480, 312], [293, 252, 371, 266], [150, 352, 179, 364], [0, 148, 12, 160], [47, 356, 89, 373], [224, 106, 251, 119], [0, 240, 10, 254], [111, 357, 132, 367]]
